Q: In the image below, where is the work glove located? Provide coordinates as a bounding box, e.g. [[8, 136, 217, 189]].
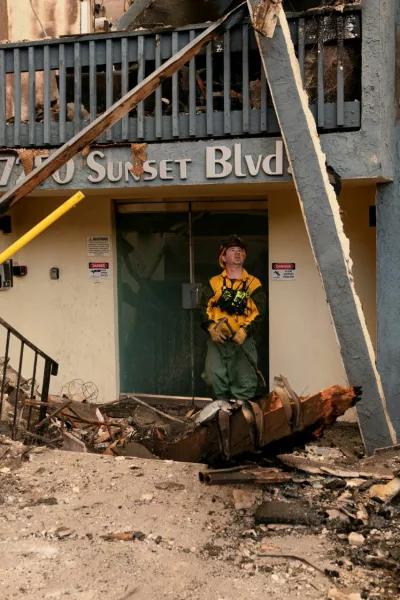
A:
[[232, 327, 247, 345], [208, 323, 227, 344]]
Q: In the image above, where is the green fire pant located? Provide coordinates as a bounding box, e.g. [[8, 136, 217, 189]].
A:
[[202, 337, 258, 400]]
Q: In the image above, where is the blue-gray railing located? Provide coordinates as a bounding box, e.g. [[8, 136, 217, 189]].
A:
[[0, 9, 361, 148]]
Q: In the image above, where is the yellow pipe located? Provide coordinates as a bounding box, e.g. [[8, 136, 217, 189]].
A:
[[0, 191, 85, 265]]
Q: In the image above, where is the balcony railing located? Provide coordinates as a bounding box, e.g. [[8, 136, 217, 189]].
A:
[[0, 9, 361, 148]]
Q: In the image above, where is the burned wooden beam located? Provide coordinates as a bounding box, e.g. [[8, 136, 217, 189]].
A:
[[148, 384, 360, 464], [247, 0, 397, 454], [0, 3, 246, 216], [252, 0, 283, 38]]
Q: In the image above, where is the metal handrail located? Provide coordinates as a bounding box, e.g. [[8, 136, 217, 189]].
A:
[[0, 316, 58, 439]]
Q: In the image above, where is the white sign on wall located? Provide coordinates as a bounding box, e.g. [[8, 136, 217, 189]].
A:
[[87, 236, 111, 257], [88, 262, 110, 280], [271, 262, 296, 280]]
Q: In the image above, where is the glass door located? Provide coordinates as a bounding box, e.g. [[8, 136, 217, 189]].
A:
[[116, 203, 268, 399]]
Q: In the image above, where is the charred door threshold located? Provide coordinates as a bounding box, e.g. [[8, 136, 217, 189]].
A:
[[119, 393, 212, 409]]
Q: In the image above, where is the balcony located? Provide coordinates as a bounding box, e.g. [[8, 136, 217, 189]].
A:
[[0, 8, 361, 148]]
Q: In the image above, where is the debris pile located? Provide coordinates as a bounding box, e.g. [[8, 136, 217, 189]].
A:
[[2, 359, 361, 465], [198, 438, 400, 598]]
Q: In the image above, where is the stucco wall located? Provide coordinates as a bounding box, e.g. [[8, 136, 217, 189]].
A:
[[0, 194, 118, 404], [0, 184, 376, 403], [268, 185, 376, 396]]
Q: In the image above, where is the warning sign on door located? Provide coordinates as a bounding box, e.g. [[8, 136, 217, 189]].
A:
[[89, 262, 110, 280], [87, 236, 111, 257], [271, 262, 296, 280]]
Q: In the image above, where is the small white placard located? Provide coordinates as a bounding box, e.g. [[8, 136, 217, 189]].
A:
[[87, 236, 111, 257], [271, 262, 296, 280], [89, 262, 110, 280]]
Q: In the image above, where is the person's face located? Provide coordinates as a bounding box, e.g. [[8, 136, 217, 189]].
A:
[[223, 246, 245, 267]]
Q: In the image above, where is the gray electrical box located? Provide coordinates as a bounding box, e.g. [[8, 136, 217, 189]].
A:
[[0, 259, 13, 290], [182, 283, 202, 309]]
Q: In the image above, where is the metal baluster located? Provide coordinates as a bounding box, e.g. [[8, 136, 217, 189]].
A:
[[155, 34, 162, 139], [206, 42, 213, 135], [12, 341, 24, 440], [260, 60, 267, 132], [89, 41, 97, 123], [317, 18, 325, 129], [74, 42, 82, 135], [121, 38, 129, 140], [58, 44, 66, 143], [106, 39, 113, 142], [0, 330, 10, 417], [137, 36, 145, 139], [14, 48, 21, 146], [43, 46, 51, 144], [223, 30, 231, 135], [0, 50, 6, 146], [172, 32, 179, 137], [189, 30, 196, 137], [28, 47, 36, 145], [38, 360, 52, 425], [242, 24, 249, 134], [26, 352, 38, 432], [337, 15, 345, 127], [298, 18, 305, 84]]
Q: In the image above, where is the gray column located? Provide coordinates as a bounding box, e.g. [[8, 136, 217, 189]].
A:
[[247, 0, 396, 453]]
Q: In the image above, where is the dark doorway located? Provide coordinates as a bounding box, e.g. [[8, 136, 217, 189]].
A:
[[117, 203, 268, 399]]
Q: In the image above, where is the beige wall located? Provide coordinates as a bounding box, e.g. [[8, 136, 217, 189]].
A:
[[268, 185, 376, 396], [0, 184, 376, 404], [0, 194, 118, 403]]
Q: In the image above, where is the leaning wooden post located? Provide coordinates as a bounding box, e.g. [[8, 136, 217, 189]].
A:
[[247, 0, 396, 453]]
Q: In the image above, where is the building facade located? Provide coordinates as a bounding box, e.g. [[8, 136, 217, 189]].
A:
[[0, 1, 397, 431]]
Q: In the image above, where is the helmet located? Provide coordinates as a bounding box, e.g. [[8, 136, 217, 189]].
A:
[[217, 235, 248, 268]]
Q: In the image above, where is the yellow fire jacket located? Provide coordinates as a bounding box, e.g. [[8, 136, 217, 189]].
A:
[[199, 268, 266, 337]]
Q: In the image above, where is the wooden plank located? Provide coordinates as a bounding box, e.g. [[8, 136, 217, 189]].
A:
[[317, 20, 325, 128], [298, 17, 305, 83], [189, 30, 196, 137], [260, 62, 268, 131], [106, 39, 113, 142], [137, 36, 145, 139], [206, 42, 213, 135], [247, 0, 396, 454], [242, 24, 249, 133], [43, 46, 51, 144], [336, 15, 345, 127], [172, 32, 179, 138], [28, 47, 36, 146], [89, 41, 97, 124], [13, 49, 21, 146], [155, 34, 162, 139], [121, 38, 129, 140], [0, 4, 247, 214], [223, 30, 231, 135], [74, 42, 82, 135], [58, 44, 66, 143]]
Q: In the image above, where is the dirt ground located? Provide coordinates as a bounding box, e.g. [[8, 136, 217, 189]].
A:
[[1, 446, 397, 600]]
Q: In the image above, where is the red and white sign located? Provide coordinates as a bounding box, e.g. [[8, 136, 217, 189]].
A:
[[271, 262, 296, 280], [89, 262, 110, 280]]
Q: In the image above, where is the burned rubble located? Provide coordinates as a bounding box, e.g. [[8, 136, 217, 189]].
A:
[[1, 354, 400, 597]]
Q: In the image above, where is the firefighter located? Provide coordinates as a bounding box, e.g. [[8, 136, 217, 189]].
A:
[[199, 235, 266, 400]]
